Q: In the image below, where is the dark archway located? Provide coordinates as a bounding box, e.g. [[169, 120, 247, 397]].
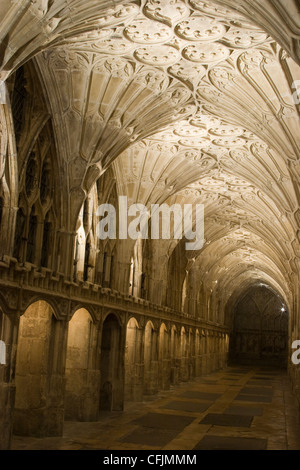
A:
[[99, 314, 124, 411], [228, 285, 288, 367]]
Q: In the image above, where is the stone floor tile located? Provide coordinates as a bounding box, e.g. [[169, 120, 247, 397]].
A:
[[160, 400, 213, 413], [199, 413, 253, 427], [193, 435, 267, 450]]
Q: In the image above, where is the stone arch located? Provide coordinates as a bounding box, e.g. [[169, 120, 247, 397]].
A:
[[65, 308, 99, 421], [99, 313, 124, 411], [20, 295, 61, 321], [102, 310, 122, 327], [14, 300, 64, 437], [69, 304, 96, 323]]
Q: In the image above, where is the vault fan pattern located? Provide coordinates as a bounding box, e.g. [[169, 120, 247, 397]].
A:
[[0, 0, 299, 450]]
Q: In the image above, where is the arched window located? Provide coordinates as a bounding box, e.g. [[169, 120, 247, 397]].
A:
[[140, 272, 146, 298], [41, 213, 52, 267], [102, 252, 107, 286], [25, 152, 37, 198], [83, 236, 91, 282], [40, 160, 51, 205], [26, 210, 37, 263], [13, 207, 26, 259]]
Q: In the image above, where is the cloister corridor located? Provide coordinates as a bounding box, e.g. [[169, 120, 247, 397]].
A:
[[1, 0, 300, 457], [11, 365, 300, 451]]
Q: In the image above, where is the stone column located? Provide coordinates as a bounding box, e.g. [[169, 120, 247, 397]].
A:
[[202, 332, 207, 375], [124, 318, 145, 402], [170, 326, 179, 385], [195, 331, 202, 377], [158, 325, 171, 391], [46, 317, 69, 436], [0, 206, 18, 258], [189, 330, 195, 379], [143, 321, 159, 395], [179, 327, 189, 382], [0, 309, 19, 449]]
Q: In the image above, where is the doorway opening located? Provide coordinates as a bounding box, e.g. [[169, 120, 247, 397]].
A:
[[228, 285, 288, 368], [99, 313, 123, 411]]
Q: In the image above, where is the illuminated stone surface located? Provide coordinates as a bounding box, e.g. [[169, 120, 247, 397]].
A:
[[0, 0, 300, 451]]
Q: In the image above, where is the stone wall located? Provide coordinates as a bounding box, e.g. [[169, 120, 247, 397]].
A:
[[13, 301, 66, 437]]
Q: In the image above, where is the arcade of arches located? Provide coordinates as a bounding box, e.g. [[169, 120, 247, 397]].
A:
[[0, 0, 300, 450]]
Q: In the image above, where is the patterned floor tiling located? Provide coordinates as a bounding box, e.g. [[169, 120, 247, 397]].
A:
[[178, 391, 222, 401], [247, 380, 274, 387], [131, 412, 196, 430], [160, 400, 213, 413], [235, 394, 273, 403], [223, 374, 245, 377], [120, 427, 179, 446], [193, 435, 268, 450], [240, 387, 273, 396], [11, 366, 300, 451], [201, 380, 218, 385], [252, 376, 273, 380], [255, 370, 280, 375], [199, 413, 253, 427], [224, 405, 263, 416]]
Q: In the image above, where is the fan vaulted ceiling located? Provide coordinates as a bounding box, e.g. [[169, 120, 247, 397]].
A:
[[1, 0, 300, 308]]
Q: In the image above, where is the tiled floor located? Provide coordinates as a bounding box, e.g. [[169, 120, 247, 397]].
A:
[[11, 366, 300, 451]]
